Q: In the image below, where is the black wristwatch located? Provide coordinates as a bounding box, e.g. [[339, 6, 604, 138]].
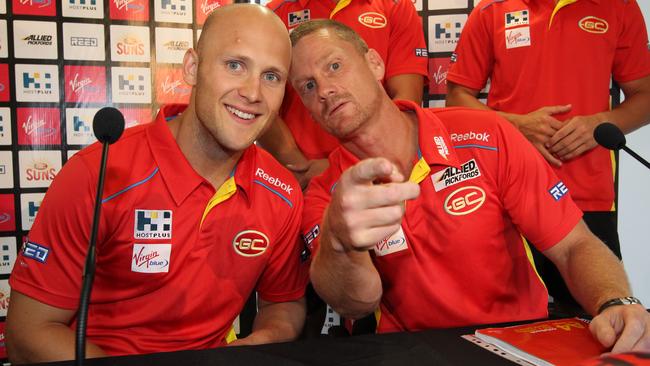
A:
[[597, 296, 643, 314]]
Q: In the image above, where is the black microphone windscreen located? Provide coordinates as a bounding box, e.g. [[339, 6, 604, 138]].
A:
[[594, 122, 626, 150], [93, 107, 125, 144]]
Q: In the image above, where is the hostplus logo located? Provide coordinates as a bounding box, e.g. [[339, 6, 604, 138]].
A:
[[22, 72, 53, 96], [164, 40, 189, 51], [68, 0, 98, 11], [19, 0, 52, 8], [22, 116, 56, 138], [23, 34, 53, 46], [114, 0, 143, 11], [161, 0, 188, 15], [73, 116, 91, 133], [118, 74, 145, 96], [161, 76, 190, 96], [435, 22, 462, 40], [28, 200, 40, 218]]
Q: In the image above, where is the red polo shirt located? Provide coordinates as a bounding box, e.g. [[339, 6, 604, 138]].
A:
[[303, 101, 583, 331], [447, 0, 650, 211], [268, 0, 429, 159], [10, 105, 308, 356]]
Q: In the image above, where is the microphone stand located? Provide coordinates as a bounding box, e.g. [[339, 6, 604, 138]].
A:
[[621, 145, 650, 170], [75, 141, 110, 366]]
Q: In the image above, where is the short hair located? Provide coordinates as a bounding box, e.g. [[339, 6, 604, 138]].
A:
[[290, 19, 369, 55]]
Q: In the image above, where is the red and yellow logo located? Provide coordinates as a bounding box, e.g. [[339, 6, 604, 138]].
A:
[[579, 16, 608, 34], [358, 12, 386, 29], [444, 186, 486, 216], [233, 230, 269, 257]]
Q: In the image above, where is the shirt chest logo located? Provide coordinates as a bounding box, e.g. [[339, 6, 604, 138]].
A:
[[288, 9, 310, 27], [444, 186, 486, 216], [233, 230, 269, 257], [134, 209, 172, 239], [132, 244, 171, 273], [505, 10, 529, 28], [431, 159, 481, 192], [579, 16, 608, 34], [374, 226, 408, 257], [358, 12, 387, 29], [505, 27, 531, 49]]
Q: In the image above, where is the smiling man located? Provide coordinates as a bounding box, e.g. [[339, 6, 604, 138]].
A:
[[291, 20, 650, 354], [6, 5, 307, 363]]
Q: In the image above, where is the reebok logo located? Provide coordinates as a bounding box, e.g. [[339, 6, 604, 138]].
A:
[[451, 131, 490, 143], [255, 168, 293, 195]]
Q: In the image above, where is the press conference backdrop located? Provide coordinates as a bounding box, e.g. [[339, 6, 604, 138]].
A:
[[619, 1, 650, 307], [0, 0, 647, 361]]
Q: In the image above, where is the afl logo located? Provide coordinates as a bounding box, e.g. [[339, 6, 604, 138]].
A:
[[444, 186, 486, 216], [233, 230, 269, 257], [579, 16, 608, 34], [358, 12, 387, 29]]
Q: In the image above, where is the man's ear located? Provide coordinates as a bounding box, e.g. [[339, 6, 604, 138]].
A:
[[183, 48, 199, 86], [365, 49, 386, 82]]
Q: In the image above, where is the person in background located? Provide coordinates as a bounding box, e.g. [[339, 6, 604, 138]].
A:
[[6, 5, 307, 363], [446, 0, 650, 313], [291, 19, 650, 353], [261, 0, 429, 189]]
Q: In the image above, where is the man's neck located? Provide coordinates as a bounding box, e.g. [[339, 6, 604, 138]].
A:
[[343, 97, 418, 178], [168, 106, 243, 190]]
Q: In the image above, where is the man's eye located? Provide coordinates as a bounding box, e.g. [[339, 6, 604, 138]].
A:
[[330, 62, 340, 71], [226, 61, 242, 71], [304, 80, 316, 92], [263, 73, 280, 82]]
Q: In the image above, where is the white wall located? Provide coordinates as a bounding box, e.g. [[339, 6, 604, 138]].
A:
[[619, 2, 650, 304]]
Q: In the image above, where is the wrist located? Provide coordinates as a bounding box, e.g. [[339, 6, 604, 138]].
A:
[[597, 296, 643, 314]]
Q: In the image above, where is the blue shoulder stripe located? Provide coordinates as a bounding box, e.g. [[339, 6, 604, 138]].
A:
[[253, 180, 293, 208], [102, 168, 159, 204], [454, 144, 498, 151]]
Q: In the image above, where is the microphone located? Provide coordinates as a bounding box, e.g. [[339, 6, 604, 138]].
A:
[[594, 122, 650, 170], [75, 107, 125, 366]]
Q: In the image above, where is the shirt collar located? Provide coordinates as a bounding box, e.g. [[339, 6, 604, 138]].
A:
[[520, 0, 599, 4], [146, 104, 256, 207]]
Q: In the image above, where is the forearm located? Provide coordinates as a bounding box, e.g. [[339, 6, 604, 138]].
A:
[[310, 212, 383, 319], [601, 89, 650, 134], [7, 322, 106, 364], [236, 298, 306, 345], [257, 115, 309, 166]]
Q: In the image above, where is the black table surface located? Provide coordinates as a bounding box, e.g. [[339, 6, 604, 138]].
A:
[[34, 324, 520, 366]]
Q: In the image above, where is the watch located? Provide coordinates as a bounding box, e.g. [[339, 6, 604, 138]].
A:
[[597, 296, 643, 314]]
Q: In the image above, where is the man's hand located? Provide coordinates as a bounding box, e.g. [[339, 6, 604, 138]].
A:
[[547, 113, 605, 161], [589, 304, 650, 353], [507, 105, 571, 167], [326, 158, 420, 252], [286, 158, 329, 190]]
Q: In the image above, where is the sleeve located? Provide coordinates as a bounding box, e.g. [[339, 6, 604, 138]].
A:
[[256, 189, 309, 303], [494, 114, 583, 251], [9, 156, 97, 310], [446, 5, 494, 91], [383, 0, 429, 80], [300, 166, 336, 259], [612, 0, 650, 83]]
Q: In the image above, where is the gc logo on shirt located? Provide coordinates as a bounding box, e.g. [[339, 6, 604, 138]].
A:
[[444, 186, 486, 215], [233, 230, 269, 257]]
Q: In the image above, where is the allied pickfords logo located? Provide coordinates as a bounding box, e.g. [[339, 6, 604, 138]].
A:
[[0, 64, 9, 101], [195, 0, 229, 25], [111, 25, 150, 62], [374, 226, 408, 257], [233, 230, 269, 257], [134, 210, 172, 239], [0, 237, 17, 275], [110, 0, 149, 21], [62, 0, 103, 19], [428, 57, 451, 95], [428, 14, 467, 53], [15, 64, 59, 102], [64, 65, 106, 103], [444, 186, 486, 216], [17, 108, 61, 146], [156, 0, 192, 23], [358, 12, 386, 29], [131, 244, 171, 273], [155, 27, 193, 64], [431, 159, 481, 192], [111, 67, 151, 104], [434, 136, 449, 160], [66, 108, 100, 146], [20, 193, 44, 230], [13, 20, 58, 59], [62, 23, 105, 61], [12, 0, 56, 16], [156, 67, 191, 104], [0, 194, 15, 232], [0, 280, 10, 317], [579, 16, 608, 34], [18, 150, 61, 188]]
